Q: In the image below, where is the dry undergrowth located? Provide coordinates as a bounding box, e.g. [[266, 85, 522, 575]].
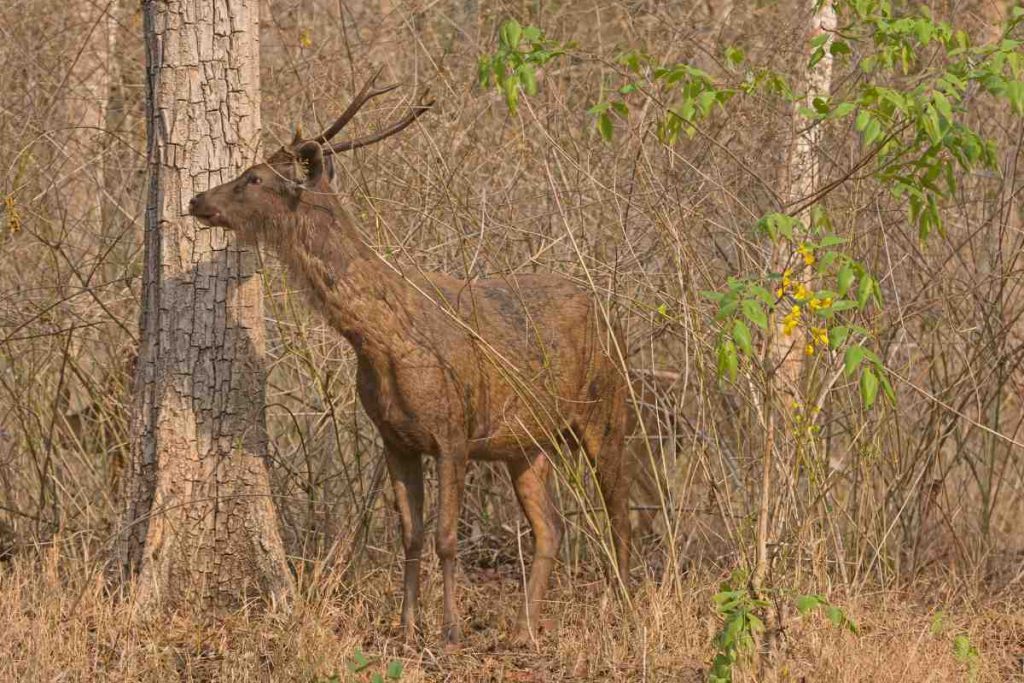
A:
[[1, 545, 1019, 682]]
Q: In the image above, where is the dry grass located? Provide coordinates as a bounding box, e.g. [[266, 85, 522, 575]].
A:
[[2, 545, 1020, 681]]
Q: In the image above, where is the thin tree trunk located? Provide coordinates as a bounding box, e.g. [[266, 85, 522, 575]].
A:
[[113, 0, 294, 612], [769, 1, 837, 390], [61, 0, 110, 245], [753, 0, 837, 594], [53, 1, 113, 428]]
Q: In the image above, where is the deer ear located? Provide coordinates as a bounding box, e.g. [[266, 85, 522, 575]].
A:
[[295, 141, 324, 188]]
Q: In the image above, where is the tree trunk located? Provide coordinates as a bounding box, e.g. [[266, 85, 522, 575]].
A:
[[113, 0, 294, 612], [60, 0, 110, 245], [753, 0, 837, 594]]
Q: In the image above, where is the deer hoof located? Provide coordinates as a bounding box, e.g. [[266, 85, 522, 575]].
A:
[[442, 625, 462, 651], [510, 617, 554, 648]]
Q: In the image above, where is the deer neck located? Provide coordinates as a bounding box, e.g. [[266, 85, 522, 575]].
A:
[[269, 204, 411, 353]]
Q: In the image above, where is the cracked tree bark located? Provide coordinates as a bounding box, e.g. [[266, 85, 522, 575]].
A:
[[112, 0, 294, 612]]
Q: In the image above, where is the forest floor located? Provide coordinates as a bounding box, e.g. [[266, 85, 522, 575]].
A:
[[1, 546, 1021, 682]]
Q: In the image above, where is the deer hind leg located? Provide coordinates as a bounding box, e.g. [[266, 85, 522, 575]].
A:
[[436, 446, 468, 647], [507, 450, 563, 644], [384, 447, 424, 643], [579, 417, 632, 588]]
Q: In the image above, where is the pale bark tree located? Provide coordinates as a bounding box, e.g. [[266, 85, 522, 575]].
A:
[[770, 1, 837, 387], [753, 0, 837, 593], [113, 0, 294, 612]]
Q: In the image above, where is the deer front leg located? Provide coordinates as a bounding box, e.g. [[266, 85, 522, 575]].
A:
[[384, 448, 424, 643], [435, 447, 468, 647]]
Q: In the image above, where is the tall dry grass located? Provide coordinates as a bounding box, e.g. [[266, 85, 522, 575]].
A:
[[1, 0, 1023, 679], [2, 546, 1018, 680]]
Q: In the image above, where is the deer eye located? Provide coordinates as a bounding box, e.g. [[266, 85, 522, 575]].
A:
[[248, 174, 262, 186]]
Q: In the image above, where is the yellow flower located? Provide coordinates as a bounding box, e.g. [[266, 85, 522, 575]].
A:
[[793, 282, 810, 301], [810, 326, 829, 347], [805, 343, 816, 356], [782, 304, 801, 335], [808, 296, 833, 313], [797, 243, 816, 266], [777, 269, 793, 298]]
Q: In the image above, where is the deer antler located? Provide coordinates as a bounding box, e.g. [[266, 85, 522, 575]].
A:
[[308, 66, 399, 145], [295, 67, 433, 154], [326, 88, 434, 153]]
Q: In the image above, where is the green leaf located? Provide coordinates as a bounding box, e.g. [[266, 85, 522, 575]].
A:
[[477, 57, 492, 88], [716, 299, 738, 320], [830, 101, 856, 119], [713, 589, 743, 607], [930, 611, 947, 636], [863, 116, 883, 146], [809, 46, 826, 69], [597, 112, 613, 141], [351, 649, 371, 672], [725, 46, 745, 66], [386, 660, 404, 680], [829, 325, 850, 349], [519, 64, 537, 96], [830, 40, 851, 56], [844, 345, 866, 377], [828, 300, 859, 313], [500, 19, 522, 49], [732, 320, 753, 356], [750, 285, 775, 305], [722, 341, 738, 381], [860, 367, 879, 409], [837, 263, 856, 296], [795, 594, 824, 614], [504, 76, 519, 113], [953, 634, 978, 663], [932, 90, 953, 123], [857, 272, 873, 308], [741, 299, 768, 329], [879, 370, 896, 403], [809, 33, 829, 48], [855, 109, 871, 132]]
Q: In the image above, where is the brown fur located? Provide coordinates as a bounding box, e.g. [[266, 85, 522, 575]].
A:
[[190, 135, 631, 646]]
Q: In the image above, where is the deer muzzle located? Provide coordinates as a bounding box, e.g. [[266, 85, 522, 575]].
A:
[[188, 192, 226, 227]]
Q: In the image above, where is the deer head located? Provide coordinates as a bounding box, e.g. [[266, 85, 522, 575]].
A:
[[188, 68, 432, 244]]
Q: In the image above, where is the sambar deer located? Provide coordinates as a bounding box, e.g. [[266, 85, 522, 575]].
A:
[[189, 70, 631, 646]]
